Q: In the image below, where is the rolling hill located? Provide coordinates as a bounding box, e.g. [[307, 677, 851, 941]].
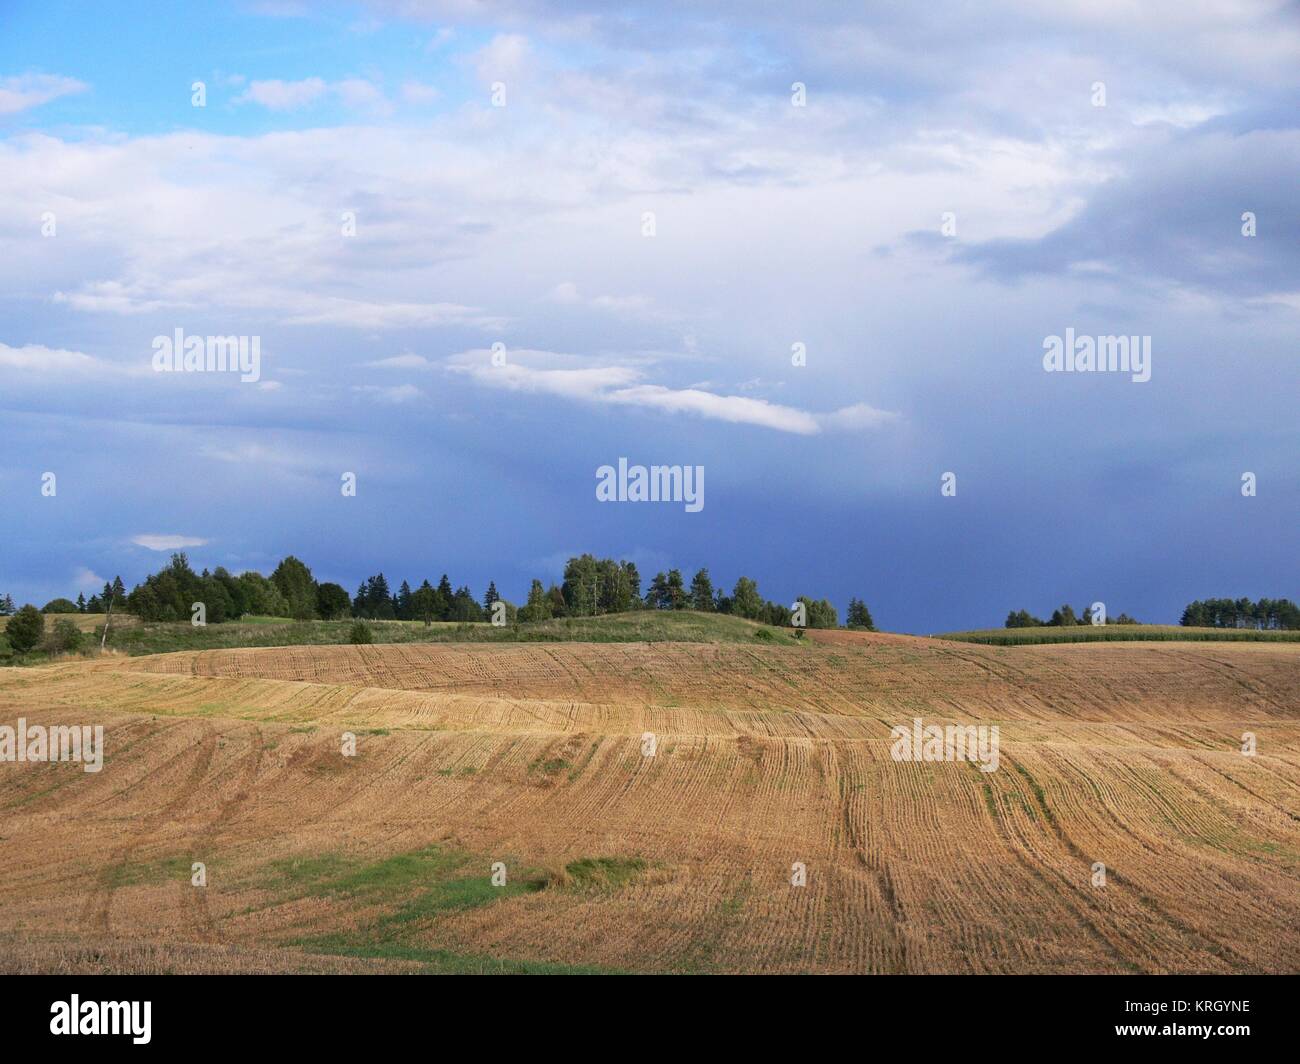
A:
[[0, 621, 1296, 973]]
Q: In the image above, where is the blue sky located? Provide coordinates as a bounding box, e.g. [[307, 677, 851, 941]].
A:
[[2, 0, 1296, 631]]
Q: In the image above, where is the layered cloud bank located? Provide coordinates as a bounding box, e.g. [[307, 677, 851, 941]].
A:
[[1, 1, 1295, 628]]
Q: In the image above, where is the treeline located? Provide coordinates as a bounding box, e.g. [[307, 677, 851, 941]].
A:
[[513, 556, 873, 629], [18, 552, 875, 631], [351, 572, 493, 623], [119, 553, 518, 625], [1003, 596, 1300, 630], [0, 579, 127, 617], [1005, 605, 1140, 628], [1179, 598, 1300, 630], [125, 555, 309, 623]]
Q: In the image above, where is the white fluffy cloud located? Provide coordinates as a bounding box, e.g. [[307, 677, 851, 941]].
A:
[[400, 80, 440, 104], [0, 74, 87, 115], [235, 78, 328, 110], [548, 282, 654, 316], [3, 2, 1293, 458], [446, 349, 898, 435], [470, 33, 530, 85], [0, 341, 117, 374], [233, 76, 396, 113], [352, 383, 423, 403], [73, 567, 106, 592], [364, 353, 438, 369], [132, 534, 209, 551]]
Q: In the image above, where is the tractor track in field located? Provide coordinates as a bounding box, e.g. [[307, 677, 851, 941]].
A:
[[0, 633, 1285, 974], [80, 729, 219, 936]]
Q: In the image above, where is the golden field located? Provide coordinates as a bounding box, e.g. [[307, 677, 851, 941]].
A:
[[0, 627, 1296, 973]]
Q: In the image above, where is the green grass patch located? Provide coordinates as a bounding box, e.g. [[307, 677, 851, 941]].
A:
[[259, 845, 549, 913], [529, 757, 571, 777], [106, 855, 198, 889], [980, 781, 999, 819], [563, 857, 647, 891], [267, 844, 583, 971], [292, 938, 618, 974]]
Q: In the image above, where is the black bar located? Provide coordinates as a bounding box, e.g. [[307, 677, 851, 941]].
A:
[[3, 974, 1292, 1051]]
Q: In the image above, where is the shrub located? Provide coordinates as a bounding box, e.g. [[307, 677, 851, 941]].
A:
[[316, 582, 352, 621], [753, 627, 774, 641], [5, 605, 45, 654], [43, 618, 85, 655], [349, 621, 374, 645], [42, 597, 81, 614]]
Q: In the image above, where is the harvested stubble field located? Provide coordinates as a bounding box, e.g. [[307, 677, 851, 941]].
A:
[[0, 622, 1297, 974]]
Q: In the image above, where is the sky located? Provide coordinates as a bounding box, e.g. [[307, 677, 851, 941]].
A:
[[1, 0, 1296, 632]]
